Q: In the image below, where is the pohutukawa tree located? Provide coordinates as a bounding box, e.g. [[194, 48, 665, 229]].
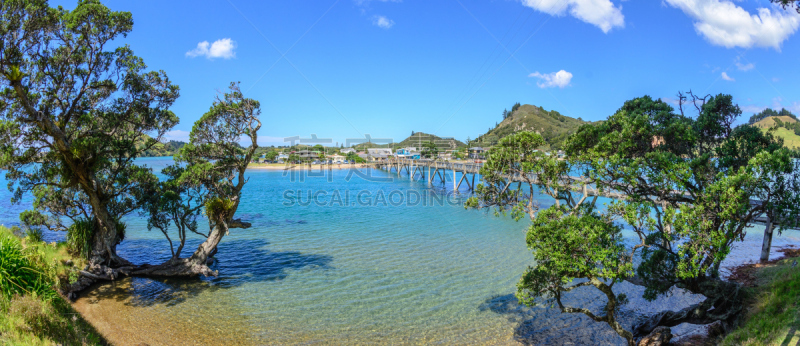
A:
[[136, 82, 260, 277], [468, 93, 800, 345], [466, 131, 638, 345], [0, 0, 179, 271]]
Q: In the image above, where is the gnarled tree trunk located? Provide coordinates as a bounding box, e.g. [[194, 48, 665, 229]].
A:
[[632, 278, 743, 337]]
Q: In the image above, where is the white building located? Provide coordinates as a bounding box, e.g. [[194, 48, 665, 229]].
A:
[[367, 148, 393, 160], [328, 154, 345, 163], [340, 148, 356, 154], [277, 153, 289, 163]]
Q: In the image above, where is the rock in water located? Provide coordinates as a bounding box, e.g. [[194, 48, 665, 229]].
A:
[[638, 326, 672, 346]]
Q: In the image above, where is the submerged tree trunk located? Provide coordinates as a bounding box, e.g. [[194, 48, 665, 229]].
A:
[[129, 222, 229, 277]]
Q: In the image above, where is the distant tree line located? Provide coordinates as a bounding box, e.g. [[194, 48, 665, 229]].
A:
[[141, 140, 187, 157], [747, 107, 798, 124], [501, 102, 522, 121]]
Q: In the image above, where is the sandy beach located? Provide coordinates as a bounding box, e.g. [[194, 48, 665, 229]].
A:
[[71, 278, 256, 346]]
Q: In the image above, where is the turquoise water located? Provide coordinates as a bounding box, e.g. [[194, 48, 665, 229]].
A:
[[1, 157, 798, 345]]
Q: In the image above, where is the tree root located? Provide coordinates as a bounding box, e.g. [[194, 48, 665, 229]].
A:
[[62, 257, 218, 301], [632, 279, 744, 337]]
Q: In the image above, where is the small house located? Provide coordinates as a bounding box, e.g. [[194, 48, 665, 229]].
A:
[[367, 148, 393, 161], [328, 154, 345, 163], [468, 147, 486, 159]]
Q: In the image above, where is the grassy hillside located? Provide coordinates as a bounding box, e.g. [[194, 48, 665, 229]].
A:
[[473, 104, 592, 150], [753, 115, 798, 128], [353, 132, 466, 150], [753, 116, 800, 149], [722, 252, 800, 345], [0, 226, 107, 345]]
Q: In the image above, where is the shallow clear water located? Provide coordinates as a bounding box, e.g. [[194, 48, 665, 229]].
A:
[[1, 157, 797, 345]]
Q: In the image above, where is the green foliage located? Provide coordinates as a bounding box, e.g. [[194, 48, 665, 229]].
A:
[[264, 150, 279, 161], [140, 139, 187, 158], [145, 82, 261, 263], [176, 82, 260, 201], [0, 0, 180, 264], [66, 219, 93, 260], [0, 231, 54, 300], [25, 228, 43, 243], [0, 229, 104, 345], [469, 131, 635, 344], [516, 207, 632, 306], [469, 93, 800, 341], [204, 197, 235, 221], [567, 93, 800, 299], [345, 152, 365, 163], [421, 141, 438, 158]]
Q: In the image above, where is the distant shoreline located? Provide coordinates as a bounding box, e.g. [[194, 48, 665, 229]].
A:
[[139, 157, 365, 171], [248, 163, 363, 170]]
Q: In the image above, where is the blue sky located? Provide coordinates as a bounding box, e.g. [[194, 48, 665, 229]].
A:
[[55, 0, 800, 146]]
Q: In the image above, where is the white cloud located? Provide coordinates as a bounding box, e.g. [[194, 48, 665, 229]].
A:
[[741, 104, 765, 113], [791, 103, 800, 115], [372, 15, 395, 29], [660, 97, 683, 107], [186, 38, 237, 59], [164, 130, 190, 142], [664, 0, 800, 50], [520, 0, 625, 33], [721, 71, 735, 81], [529, 70, 573, 88], [735, 61, 754, 71]]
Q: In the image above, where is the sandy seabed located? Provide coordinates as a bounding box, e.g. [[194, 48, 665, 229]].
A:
[[71, 278, 256, 346]]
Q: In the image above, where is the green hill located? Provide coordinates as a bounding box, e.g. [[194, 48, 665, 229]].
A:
[[753, 115, 800, 149], [353, 132, 466, 150], [473, 103, 593, 150], [138, 135, 187, 157]]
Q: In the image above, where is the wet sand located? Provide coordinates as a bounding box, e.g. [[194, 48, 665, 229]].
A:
[[71, 278, 255, 346]]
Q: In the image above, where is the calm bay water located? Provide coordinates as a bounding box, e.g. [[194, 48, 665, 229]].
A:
[[1, 157, 798, 345]]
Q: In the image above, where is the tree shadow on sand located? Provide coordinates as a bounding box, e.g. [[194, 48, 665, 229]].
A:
[[79, 237, 333, 308]]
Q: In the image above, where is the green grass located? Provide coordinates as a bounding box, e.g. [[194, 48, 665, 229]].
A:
[[0, 226, 107, 345], [721, 258, 800, 346], [765, 127, 800, 149], [753, 116, 800, 149], [753, 115, 799, 128]]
